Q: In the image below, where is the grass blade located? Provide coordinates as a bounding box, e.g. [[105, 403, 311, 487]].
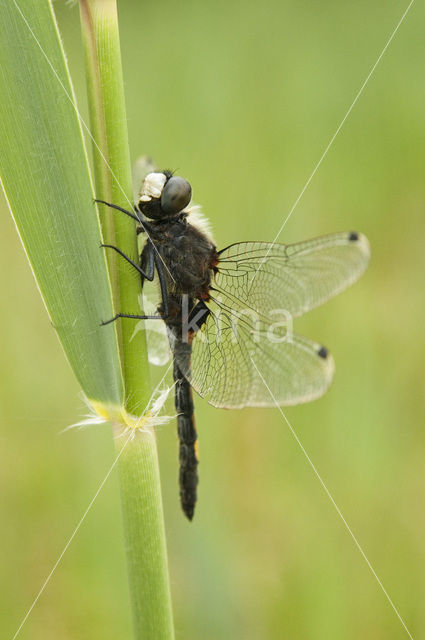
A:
[[0, 0, 123, 406]]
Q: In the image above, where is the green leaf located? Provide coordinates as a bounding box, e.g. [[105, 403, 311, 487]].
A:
[[0, 0, 123, 406]]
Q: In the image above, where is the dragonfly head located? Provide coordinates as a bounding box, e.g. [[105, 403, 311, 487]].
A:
[[138, 171, 192, 220]]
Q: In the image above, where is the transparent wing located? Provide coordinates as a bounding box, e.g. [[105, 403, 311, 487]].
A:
[[145, 321, 172, 366], [174, 297, 335, 409], [129, 288, 171, 366], [132, 155, 156, 203], [214, 232, 370, 318]]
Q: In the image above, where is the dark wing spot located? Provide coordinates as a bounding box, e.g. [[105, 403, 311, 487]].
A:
[[317, 345, 329, 359], [348, 231, 359, 242]]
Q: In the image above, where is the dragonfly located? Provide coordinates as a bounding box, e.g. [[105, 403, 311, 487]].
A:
[[96, 170, 370, 520]]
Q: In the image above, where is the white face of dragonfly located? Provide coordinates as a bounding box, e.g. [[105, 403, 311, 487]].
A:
[[139, 172, 167, 202], [138, 172, 193, 217], [138, 171, 213, 240]]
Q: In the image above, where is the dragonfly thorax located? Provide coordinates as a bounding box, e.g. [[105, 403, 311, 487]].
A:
[[148, 215, 218, 300]]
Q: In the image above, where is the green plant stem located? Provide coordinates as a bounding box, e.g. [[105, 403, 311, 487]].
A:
[[117, 429, 175, 639], [79, 2, 174, 638], [79, 0, 144, 396]]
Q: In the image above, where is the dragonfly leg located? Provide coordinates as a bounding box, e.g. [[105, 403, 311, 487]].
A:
[[140, 240, 155, 283], [100, 241, 154, 286], [101, 312, 166, 326], [95, 199, 142, 224], [101, 243, 155, 280], [154, 253, 170, 317], [95, 199, 154, 237], [100, 244, 168, 325]]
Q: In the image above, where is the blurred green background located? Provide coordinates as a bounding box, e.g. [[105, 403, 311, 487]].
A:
[[1, 1, 424, 638]]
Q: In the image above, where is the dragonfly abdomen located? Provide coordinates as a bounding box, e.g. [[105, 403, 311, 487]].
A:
[[174, 359, 199, 520]]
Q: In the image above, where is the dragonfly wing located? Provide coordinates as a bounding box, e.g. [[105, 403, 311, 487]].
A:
[[145, 321, 172, 366], [173, 300, 334, 409], [215, 232, 370, 318], [132, 156, 157, 203], [129, 289, 172, 366]]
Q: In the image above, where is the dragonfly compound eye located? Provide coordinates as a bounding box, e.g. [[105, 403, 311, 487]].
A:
[[161, 176, 192, 214]]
